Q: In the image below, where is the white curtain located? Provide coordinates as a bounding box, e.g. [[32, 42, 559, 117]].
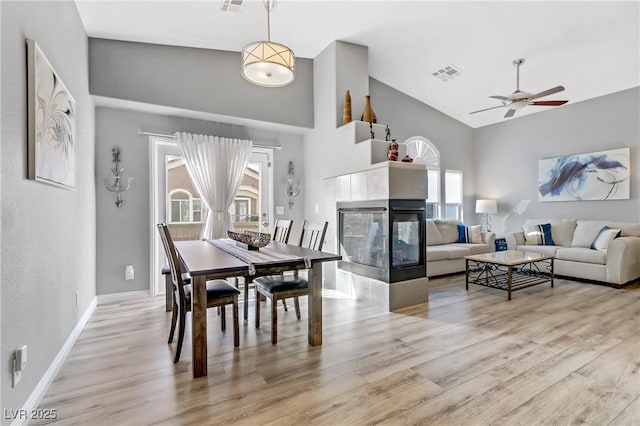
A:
[[176, 132, 253, 240]]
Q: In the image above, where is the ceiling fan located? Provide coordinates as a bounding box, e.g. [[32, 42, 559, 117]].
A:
[[470, 58, 568, 118]]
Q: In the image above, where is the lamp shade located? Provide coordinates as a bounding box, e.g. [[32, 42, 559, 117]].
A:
[[476, 199, 497, 214], [241, 41, 295, 87]]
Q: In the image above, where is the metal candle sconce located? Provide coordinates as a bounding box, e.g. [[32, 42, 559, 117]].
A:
[[104, 146, 133, 208], [285, 161, 300, 208]]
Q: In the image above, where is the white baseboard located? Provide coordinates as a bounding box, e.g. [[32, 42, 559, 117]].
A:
[[13, 296, 97, 426], [97, 290, 150, 304]]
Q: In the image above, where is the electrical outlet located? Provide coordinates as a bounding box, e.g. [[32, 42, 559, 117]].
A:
[[125, 265, 134, 280], [12, 346, 27, 387]]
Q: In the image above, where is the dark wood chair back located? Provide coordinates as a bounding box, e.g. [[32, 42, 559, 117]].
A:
[[298, 220, 328, 251], [272, 219, 293, 244], [157, 223, 187, 311]]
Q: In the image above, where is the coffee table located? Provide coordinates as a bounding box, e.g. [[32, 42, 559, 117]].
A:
[[465, 250, 554, 300]]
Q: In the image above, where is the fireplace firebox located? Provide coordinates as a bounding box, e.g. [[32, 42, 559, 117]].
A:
[[337, 199, 426, 283]]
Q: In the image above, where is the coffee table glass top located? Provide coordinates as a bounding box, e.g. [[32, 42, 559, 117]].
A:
[[465, 250, 554, 266]]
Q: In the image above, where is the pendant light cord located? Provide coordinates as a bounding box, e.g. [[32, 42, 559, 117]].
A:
[[264, 0, 272, 41]]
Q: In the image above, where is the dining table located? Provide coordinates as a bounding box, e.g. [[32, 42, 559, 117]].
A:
[[174, 238, 342, 378]]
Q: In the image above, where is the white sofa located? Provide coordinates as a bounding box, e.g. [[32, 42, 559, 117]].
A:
[[426, 219, 495, 277], [506, 219, 640, 287]]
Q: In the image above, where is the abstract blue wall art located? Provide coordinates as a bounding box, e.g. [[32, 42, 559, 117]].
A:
[[538, 148, 630, 202]]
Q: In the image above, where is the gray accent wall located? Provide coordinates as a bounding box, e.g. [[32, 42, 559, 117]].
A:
[[89, 38, 314, 129], [1, 1, 96, 415], [473, 87, 640, 237], [369, 78, 476, 221], [96, 107, 304, 295]]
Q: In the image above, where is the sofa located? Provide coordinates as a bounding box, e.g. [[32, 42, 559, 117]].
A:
[[426, 219, 496, 277], [506, 219, 640, 287]]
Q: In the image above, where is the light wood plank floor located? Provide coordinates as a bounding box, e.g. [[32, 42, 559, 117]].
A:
[[36, 276, 639, 425]]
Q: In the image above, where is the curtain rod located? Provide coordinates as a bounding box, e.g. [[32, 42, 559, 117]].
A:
[[138, 130, 282, 150]]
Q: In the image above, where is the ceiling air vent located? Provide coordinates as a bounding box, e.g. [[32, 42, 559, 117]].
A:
[[221, 0, 245, 12], [432, 64, 462, 82]]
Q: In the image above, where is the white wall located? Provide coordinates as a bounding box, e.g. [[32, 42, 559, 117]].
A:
[[473, 87, 640, 237], [95, 107, 305, 295], [1, 1, 96, 416]]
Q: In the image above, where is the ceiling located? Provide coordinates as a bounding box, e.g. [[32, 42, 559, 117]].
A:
[[75, 1, 639, 129]]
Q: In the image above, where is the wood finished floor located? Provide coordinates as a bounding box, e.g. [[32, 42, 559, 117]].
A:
[[36, 276, 640, 425]]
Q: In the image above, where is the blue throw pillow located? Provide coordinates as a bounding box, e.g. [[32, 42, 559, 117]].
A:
[[523, 223, 555, 245], [590, 226, 622, 250]]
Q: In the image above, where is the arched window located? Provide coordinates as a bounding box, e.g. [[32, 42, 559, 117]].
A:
[[403, 137, 442, 219], [169, 189, 203, 223]]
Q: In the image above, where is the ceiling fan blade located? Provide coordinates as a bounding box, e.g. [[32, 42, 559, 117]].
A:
[[489, 95, 510, 101], [530, 100, 569, 106], [469, 105, 504, 114], [504, 109, 516, 118], [530, 85, 565, 100]]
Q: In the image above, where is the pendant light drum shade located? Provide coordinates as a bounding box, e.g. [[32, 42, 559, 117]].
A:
[[241, 41, 295, 87]]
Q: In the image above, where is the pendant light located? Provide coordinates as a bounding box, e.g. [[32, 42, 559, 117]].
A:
[[241, 0, 295, 87]]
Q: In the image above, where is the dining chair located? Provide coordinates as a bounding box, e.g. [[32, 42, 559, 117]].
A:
[[157, 223, 240, 363], [254, 220, 328, 344]]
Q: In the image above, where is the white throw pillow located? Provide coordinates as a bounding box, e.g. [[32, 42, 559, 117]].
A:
[[522, 223, 555, 245], [457, 224, 483, 244], [591, 227, 621, 251]]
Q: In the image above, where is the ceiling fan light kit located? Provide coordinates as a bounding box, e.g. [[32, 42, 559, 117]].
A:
[[470, 58, 568, 118], [241, 0, 295, 87]]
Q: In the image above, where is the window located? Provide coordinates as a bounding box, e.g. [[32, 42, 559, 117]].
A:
[[402, 136, 441, 219], [169, 189, 203, 223], [444, 170, 463, 220]]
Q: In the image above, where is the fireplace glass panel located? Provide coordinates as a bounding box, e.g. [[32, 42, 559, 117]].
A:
[[392, 213, 421, 268], [341, 211, 386, 269]]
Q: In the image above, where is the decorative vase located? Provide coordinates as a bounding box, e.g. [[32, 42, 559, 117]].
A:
[[387, 140, 399, 161], [361, 95, 377, 123], [342, 90, 352, 125], [401, 155, 414, 163]]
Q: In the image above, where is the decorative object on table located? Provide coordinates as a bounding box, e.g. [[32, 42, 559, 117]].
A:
[[495, 237, 507, 251], [104, 146, 133, 208], [538, 147, 630, 201], [387, 140, 399, 161], [361, 95, 377, 123], [228, 230, 272, 250], [385, 125, 391, 141], [342, 90, 352, 125], [369, 122, 375, 139], [241, 0, 295, 87], [285, 161, 300, 208], [475, 199, 497, 232], [401, 155, 414, 163], [27, 39, 76, 190]]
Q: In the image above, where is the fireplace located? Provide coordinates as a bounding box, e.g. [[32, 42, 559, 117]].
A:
[[337, 199, 426, 283]]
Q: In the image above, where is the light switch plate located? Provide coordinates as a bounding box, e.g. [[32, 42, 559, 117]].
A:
[[276, 205, 284, 215]]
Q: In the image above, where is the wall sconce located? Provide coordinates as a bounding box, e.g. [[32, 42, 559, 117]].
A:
[[285, 161, 300, 208], [104, 146, 133, 208]]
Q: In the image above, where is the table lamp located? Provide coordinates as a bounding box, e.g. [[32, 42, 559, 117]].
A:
[[476, 199, 497, 232]]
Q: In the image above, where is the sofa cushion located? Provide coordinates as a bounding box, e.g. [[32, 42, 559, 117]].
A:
[[426, 246, 450, 262], [456, 224, 482, 243], [516, 245, 560, 256], [556, 247, 606, 265], [434, 220, 461, 244], [523, 223, 555, 245], [426, 220, 444, 246], [590, 226, 621, 250], [571, 221, 611, 247], [523, 219, 577, 246], [455, 243, 490, 255], [445, 246, 472, 258]]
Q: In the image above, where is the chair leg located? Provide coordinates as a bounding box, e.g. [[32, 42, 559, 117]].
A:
[[255, 286, 261, 328], [271, 295, 278, 345], [294, 296, 301, 320], [168, 300, 178, 343], [244, 277, 251, 322], [232, 298, 239, 347], [174, 309, 186, 363], [220, 306, 226, 331], [282, 299, 288, 311]]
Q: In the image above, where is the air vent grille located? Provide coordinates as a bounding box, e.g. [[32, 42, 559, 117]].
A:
[[432, 64, 462, 82], [221, 0, 245, 12]]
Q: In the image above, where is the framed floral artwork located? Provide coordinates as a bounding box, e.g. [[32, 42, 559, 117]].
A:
[[27, 39, 76, 189]]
